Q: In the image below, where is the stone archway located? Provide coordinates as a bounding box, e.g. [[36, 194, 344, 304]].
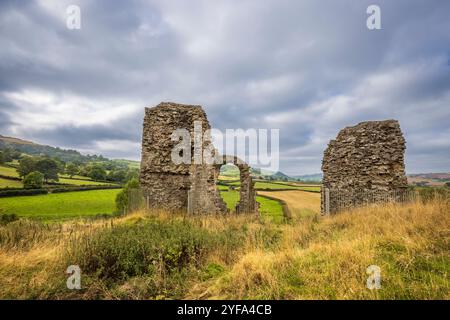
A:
[[216, 155, 259, 214]]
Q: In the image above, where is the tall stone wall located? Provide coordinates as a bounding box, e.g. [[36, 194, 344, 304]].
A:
[[140, 102, 258, 215], [321, 120, 408, 214]]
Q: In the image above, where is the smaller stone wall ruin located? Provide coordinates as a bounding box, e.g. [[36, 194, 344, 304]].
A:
[[321, 120, 408, 214]]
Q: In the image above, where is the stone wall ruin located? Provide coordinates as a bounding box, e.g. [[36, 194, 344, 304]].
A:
[[140, 102, 259, 215], [321, 120, 408, 214]]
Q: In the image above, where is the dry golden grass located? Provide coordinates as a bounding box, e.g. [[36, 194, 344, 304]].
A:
[[0, 198, 448, 300], [0, 216, 124, 299], [188, 198, 450, 299], [257, 190, 320, 217]]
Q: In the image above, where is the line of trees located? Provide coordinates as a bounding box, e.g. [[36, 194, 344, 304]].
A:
[[1, 147, 140, 190], [69, 163, 139, 183], [16, 155, 139, 188]]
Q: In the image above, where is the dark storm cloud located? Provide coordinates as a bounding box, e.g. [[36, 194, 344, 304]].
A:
[[28, 121, 141, 149], [0, 0, 449, 174]]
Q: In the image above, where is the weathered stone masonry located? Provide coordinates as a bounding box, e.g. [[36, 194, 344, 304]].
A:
[[321, 120, 408, 214], [140, 102, 259, 215]]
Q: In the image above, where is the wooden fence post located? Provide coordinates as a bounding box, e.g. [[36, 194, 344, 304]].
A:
[[325, 188, 330, 215], [187, 189, 193, 214]]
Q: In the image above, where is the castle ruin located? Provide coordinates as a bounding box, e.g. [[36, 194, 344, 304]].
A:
[[321, 120, 408, 214], [140, 102, 259, 215]]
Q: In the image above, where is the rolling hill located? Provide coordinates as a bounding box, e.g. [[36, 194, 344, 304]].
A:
[[0, 134, 109, 163]]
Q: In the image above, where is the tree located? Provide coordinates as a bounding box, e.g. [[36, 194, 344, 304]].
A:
[[34, 158, 59, 182], [17, 157, 37, 178], [1, 148, 13, 163], [446, 182, 450, 188], [107, 169, 127, 183], [125, 168, 140, 182], [23, 171, 44, 189], [115, 178, 140, 214], [10, 150, 21, 160], [78, 165, 91, 177], [65, 163, 79, 178], [54, 158, 66, 174], [89, 165, 107, 181], [0, 152, 4, 165]]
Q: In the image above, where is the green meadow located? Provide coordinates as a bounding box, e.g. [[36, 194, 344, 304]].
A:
[[0, 166, 19, 177], [0, 165, 116, 187], [58, 178, 114, 186], [0, 189, 121, 221], [219, 190, 284, 223], [0, 178, 22, 188]]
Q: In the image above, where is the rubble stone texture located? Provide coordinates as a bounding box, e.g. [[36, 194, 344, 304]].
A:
[[321, 120, 408, 214], [140, 102, 259, 215]]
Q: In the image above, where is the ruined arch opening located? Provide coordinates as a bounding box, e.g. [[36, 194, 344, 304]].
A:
[[217, 163, 241, 212]]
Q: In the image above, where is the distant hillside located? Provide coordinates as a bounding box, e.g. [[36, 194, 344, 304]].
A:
[[0, 134, 108, 163], [269, 171, 291, 180], [408, 173, 450, 180], [220, 164, 240, 177], [291, 173, 323, 182], [0, 135, 35, 145], [113, 159, 140, 169], [407, 173, 450, 187], [220, 165, 292, 180]]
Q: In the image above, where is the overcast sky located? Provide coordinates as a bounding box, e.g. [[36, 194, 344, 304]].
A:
[[0, 0, 449, 175]]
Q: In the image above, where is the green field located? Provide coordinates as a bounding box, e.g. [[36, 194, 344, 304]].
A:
[[220, 190, 284, 223], [0, 166, 19, 177], [0, 165, 116, 187], [0, 189, 122, 221], [0, 178, 22, 188], [58, 178, 114, 186]]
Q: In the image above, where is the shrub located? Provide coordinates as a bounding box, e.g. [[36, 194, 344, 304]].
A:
[[202, 263, 226, 280], [23, 171, 44, 189], [0, 213, 18, 225], [66, 219, 219, 282], [115, 178, 140, 214], [88, 165, 107, 181]]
